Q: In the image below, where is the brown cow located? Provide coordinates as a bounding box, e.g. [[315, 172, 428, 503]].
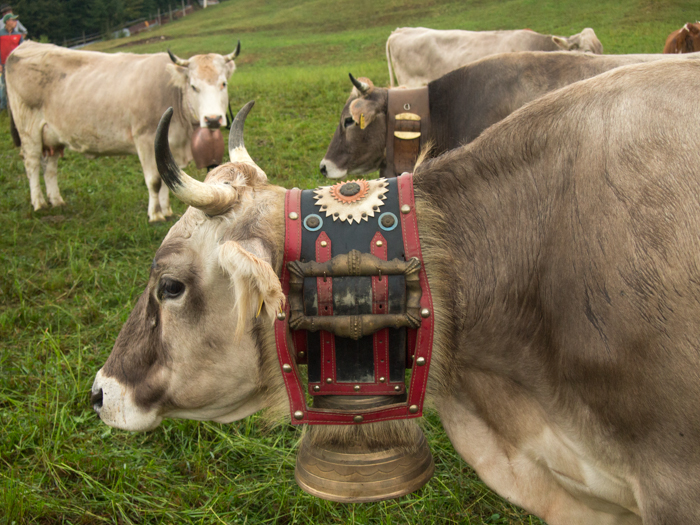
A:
[[94, 60, 700, 524], [663, 22, 700, 53]]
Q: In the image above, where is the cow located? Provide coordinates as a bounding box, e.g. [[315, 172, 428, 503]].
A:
[[92, 58, 700, 524], [663, 22, 700, 53], [5, 40, 240, 222], [320, 50, 700, 180], [386, 26, 603, 87]]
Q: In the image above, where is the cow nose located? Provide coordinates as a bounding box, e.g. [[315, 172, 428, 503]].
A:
[[204, 115, 222, 129], [320, 162, 328, 177], [91, 388, 103, 411]]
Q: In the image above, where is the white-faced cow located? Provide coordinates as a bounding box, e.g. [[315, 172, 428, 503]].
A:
[[386, 26, 603, 87], [320, 51, 700, 179], [93, 59, 700, 524], [5, 40, 240, 222]]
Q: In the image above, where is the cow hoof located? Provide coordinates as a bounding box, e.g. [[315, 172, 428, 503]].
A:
[[50, 198, 66, 208], [149, 213, 167, 223], [163, 207, 174, 218], [33, 201, 50, 211]]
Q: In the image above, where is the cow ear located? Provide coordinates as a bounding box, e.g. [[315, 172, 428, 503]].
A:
[[218, 240, 284, 338], [552, 36, 572, 50], [688, 24, 700, 36], [349, 98, 380, 129]]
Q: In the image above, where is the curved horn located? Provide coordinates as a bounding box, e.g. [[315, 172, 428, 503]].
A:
[[228, 100, 261, 169], [224, 40, 241, 61], [167, 49, 189, 67], [349, 73, 370, 94], [155, 107, 238, 215]]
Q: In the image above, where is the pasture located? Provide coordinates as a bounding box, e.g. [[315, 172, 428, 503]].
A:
[[1, 0, 695, 522]]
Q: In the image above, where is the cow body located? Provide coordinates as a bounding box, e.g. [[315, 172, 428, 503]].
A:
[[93, 60, 700, 524], [663, 22, 700, 53], [5, 41, 238, 222], [321, 51, 700, 179], [386, 27, 603, 87]]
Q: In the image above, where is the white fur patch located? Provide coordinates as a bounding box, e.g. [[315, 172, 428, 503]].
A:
[[92, 369, 162, 431]]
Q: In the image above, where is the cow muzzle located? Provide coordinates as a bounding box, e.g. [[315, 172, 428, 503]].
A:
[[91, 369, 162, 431], [204, 115, 223, 129], [319, 158, 347, 179]]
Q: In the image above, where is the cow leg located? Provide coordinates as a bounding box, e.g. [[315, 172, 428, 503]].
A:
[[23, 147, 49, 211], [135, 138, 166, 222], [158, 180, 173, 218], [43, 154, 66, 207]]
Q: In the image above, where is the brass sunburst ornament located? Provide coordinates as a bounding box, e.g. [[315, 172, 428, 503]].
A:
[[313, 179, 389, 223]]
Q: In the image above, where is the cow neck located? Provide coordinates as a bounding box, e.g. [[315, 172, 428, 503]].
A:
[[172, 82, 196, 135], [274, 174, 436, 425], [381, 87, 431, 178]]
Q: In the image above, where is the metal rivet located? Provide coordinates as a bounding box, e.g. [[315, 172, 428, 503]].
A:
[[416, 357, 426, 366], [288, 212, 298, 220], [282, 364, 292, 373], [379, 377, 386, 383], [408, 405, 419, 414], [277, 311, 286, 321], [348, 214, 353, 219], [354, 385, 360, 391], [394, 385, 401, 391], [403, 103, 411, 111], [420, 308, 430, 318], [298, 351, 305, 359], [354, 415, 364, 423], [375, 240, 383, 247], [401, 204, 411, 214], [313, 385, 320, 392], [320, 240, 327, 247], [294, 410, 304, 420], [326, 378, 333, 384]]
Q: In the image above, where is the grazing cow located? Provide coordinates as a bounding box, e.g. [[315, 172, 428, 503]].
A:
[[320, 51, 700, 179], [386, 27, 603, 87], [5, 40, 240, 222], [663, 22, 700, 53], [93, 59, 700, 524]]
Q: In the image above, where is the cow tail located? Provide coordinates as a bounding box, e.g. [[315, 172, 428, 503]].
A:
[[8, 98, 21, 148], [386, 36, 396, 88]]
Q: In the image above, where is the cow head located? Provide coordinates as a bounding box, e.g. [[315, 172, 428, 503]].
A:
[[91, 102, 287, 431], [674, 23, 700, 53], [319, 74, 389, 179], [552, 28, 603, 54], [167, 42, 240, 129]]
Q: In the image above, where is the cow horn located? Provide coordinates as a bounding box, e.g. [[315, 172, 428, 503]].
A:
[[168, 49, 189, 67], [224, 40, 241, 61], [155, 107, 238, 215], [349, 73, 370, 94], [228, 100, 264, 178]]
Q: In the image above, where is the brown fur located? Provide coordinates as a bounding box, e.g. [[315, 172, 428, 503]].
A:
[[663, 23, 700, 53]]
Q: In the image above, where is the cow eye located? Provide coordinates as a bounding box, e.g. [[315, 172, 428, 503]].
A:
[[159, 278, 185, 300], [221, 81, 227, 89], [190, 84, 199, 92], [344, 117, 355, 129]]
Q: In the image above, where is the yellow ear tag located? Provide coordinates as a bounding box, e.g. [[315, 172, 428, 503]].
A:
[[256, 297, 264, 318], [360, 114, 366, 130]]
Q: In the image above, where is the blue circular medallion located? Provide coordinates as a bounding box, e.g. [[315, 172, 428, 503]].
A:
[[304, 213, 323, 232], [378, 212, 398, 231]]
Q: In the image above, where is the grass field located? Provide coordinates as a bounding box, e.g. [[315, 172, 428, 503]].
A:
[[1, 0, 696, 523]]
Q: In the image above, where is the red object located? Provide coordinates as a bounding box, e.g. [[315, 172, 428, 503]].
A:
[[275, 173, 435, 425], [0, 34, 21, 65]]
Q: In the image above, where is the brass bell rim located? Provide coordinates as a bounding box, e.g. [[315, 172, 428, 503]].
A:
[[294, 426, 434, 503]]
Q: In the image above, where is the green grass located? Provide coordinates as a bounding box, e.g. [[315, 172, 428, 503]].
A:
[[1, 0, 695, 523]]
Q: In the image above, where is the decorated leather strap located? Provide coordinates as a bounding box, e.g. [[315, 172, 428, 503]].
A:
[[275, 173, 434, 424], [382, 87, 431, 178]]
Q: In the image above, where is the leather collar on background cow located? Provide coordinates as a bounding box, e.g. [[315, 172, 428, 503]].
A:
[[381, 87, 431, 178], [275, 173, 435, 425]]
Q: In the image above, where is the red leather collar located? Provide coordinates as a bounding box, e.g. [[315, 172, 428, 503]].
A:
[[274, 173, 434, 425]]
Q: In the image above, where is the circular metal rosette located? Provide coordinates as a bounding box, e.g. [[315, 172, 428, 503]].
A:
[[313, 179, 389, 224], [303, 214, 323, 231], [378, 212, 398, 231]]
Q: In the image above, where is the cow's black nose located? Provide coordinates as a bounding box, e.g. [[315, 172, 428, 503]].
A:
[[320, 164, 328, 176], [91, 388, 103, 410], [204, 116, 222, 129]]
